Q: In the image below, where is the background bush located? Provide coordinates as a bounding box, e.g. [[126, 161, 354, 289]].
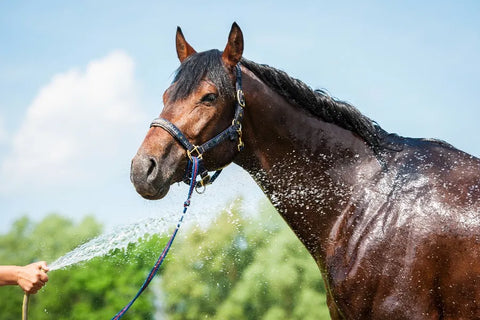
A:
[[0, 199, 330, 319]]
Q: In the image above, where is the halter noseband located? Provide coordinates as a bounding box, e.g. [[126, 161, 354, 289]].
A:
[[150, 63, 245, 192]]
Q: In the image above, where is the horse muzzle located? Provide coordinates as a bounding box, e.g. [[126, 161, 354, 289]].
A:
[[130, 153, 172, 200]]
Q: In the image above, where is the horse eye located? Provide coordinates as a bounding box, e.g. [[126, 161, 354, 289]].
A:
[[200, 93, 218, 104]]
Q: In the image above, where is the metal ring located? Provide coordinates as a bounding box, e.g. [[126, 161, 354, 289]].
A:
[[236, 89, 246, 108], [195, 183, 206, 194]]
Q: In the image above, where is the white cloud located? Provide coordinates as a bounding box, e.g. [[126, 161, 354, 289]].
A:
[[1, 51, 147, 193]]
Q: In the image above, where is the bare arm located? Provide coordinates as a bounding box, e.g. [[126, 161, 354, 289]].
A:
[[0, 262, 49, 294]]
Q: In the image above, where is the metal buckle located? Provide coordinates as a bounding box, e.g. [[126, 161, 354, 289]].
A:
[[236, 89, 246, 108], [187, 145, 203, 160]]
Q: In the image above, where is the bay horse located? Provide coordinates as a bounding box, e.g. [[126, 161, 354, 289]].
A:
[[130, 23, 480, 319]]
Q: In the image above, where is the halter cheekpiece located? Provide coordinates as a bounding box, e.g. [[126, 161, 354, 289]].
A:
[[150, 63, 245, 192]]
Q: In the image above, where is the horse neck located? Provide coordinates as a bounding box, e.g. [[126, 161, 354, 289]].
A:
[[234, 67, 382, 261]]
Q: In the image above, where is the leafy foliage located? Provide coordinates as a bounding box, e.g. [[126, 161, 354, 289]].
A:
[[0, 200, 331, 319], [162, 199, 330, 319], [0, 214, 164, 319]]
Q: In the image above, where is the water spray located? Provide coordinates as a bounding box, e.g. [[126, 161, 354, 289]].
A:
[[21, 156, 201, 319]]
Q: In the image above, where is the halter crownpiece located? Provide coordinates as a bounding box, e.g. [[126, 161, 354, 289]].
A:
[[150, 63, 245, 191]]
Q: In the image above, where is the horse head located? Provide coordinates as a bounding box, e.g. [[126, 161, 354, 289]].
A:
[[131, 23, 245, 200]]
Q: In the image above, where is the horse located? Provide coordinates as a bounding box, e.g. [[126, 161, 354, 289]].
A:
[[130, 23, 480, 319]]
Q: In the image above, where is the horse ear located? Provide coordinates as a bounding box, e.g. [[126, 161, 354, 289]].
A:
[[176, 26, 196, 63], [222, 22, 244, 68]]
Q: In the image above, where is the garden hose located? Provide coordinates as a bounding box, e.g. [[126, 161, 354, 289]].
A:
[[22, 293, 29, 320]]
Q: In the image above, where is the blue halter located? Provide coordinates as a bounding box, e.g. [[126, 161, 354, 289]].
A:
[[150, 63, 245, 191]]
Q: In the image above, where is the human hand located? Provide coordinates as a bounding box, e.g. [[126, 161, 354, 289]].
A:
[[16, 261, 49, 294]]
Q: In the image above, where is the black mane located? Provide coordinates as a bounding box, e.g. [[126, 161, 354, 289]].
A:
[[170, 50, 394, 153], [240, 58, 392, 153]]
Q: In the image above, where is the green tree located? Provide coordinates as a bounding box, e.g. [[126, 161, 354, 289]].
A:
[[35, 236, 164, 320], [162, 199, 331, 319], [1, 200, 332, 319], [0, 213, 166, 320], [0, 214, 102, 319]]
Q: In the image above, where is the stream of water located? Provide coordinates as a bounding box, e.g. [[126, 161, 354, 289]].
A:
[[48, 216, 174, 271]]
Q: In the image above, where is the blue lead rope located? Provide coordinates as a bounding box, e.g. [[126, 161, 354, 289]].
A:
[[111, 156, 200, 320]]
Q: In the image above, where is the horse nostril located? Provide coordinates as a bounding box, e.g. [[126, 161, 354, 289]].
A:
[[147, 158, 157, 179]]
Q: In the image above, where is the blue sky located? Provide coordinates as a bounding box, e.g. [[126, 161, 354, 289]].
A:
[[1, 1, 479, 234]]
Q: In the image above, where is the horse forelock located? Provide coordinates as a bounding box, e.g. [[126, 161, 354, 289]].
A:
[[169, 49, 234, 103]]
